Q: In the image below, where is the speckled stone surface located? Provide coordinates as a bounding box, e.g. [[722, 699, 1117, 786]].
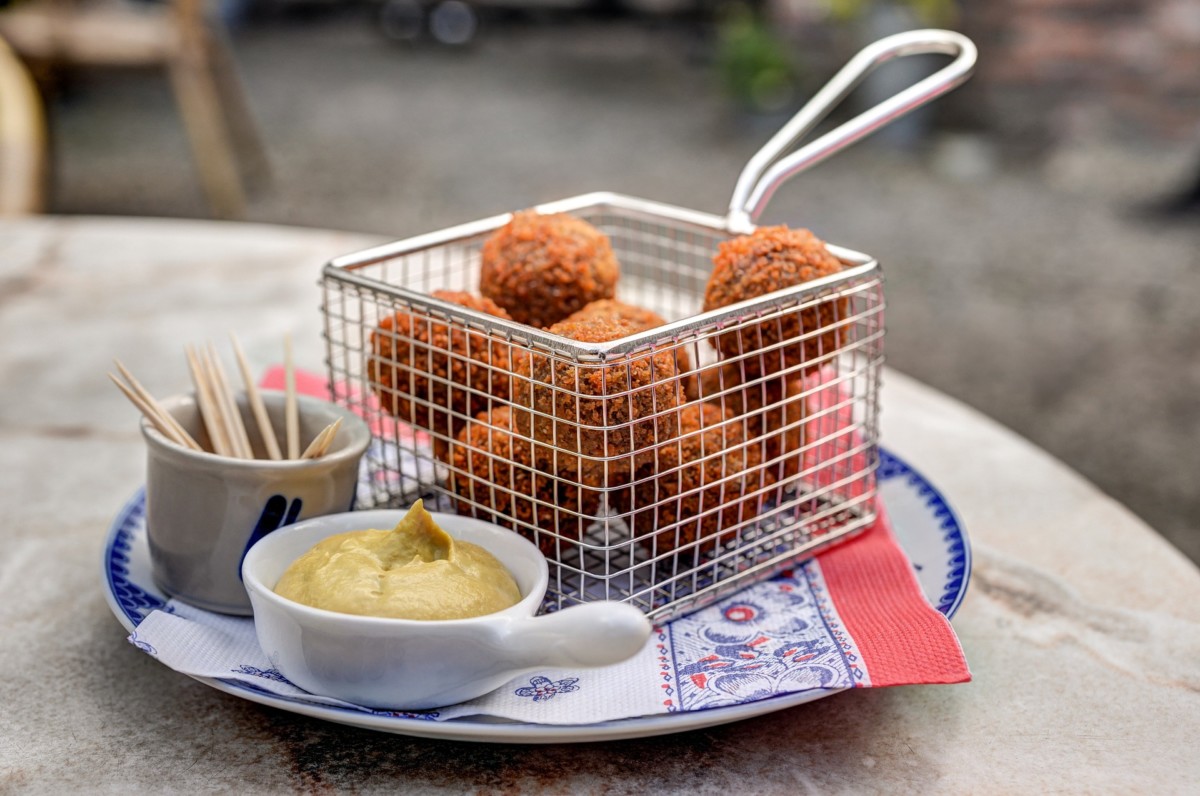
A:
[[2, 217, 1198, 793]]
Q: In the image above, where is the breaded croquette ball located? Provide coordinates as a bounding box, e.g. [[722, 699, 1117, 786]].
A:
[[480, 211, 619, 329], [618, 403, 775, 555], [702, 226, 846, 376], [564, 298, 692, 376], [564, 299, 667, 331], [510, 316, 681, 483], [369, 290, 512, 453], [696, 362, 807, 481], [447, 407, 603, 557]]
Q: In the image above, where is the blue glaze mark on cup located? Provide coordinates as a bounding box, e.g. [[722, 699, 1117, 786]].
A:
[[239, 495, 303, 580]]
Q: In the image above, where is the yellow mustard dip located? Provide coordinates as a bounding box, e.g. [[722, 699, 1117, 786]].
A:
[[274, 500, 521, 620]]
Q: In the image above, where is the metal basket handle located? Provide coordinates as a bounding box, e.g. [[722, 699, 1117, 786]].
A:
[[726, 28, 977, 231]]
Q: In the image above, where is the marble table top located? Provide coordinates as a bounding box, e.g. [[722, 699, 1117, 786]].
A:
[[2, 216, 1198, 793]]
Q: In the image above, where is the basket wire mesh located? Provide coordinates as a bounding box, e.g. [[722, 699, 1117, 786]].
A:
[[322, 195, 882, 621]]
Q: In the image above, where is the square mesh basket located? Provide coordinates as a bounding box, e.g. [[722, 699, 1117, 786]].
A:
[[319, 30, 974, 621], [321, 193, 882, 622]]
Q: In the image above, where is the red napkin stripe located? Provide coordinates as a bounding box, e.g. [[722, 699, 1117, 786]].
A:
[[260, 366, 407, 441], [259, 366, 329, 399], [799, 369, 968, 685], [818, 508, 971, 686]]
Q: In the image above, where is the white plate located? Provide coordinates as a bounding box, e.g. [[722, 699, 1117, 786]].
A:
[[102, 447, 969, 743]]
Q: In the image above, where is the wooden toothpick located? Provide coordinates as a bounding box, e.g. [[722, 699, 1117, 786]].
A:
[[230, 333, 282, 460]]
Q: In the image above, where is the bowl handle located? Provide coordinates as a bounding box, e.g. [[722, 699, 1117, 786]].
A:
[[502, 602, 652, 670]]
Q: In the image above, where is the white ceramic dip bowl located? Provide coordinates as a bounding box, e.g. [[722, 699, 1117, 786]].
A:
[[242, 509, 652, 710]]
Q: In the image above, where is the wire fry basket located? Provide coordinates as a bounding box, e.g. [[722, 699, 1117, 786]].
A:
[[321, 30, 976, 622]]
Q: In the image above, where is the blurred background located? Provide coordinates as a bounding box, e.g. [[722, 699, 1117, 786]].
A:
[[1, 0, 1197, 560]]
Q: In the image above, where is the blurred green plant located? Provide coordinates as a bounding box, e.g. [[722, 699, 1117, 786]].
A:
[[826, 0, 958, 26], [716, 3, 799, 113]]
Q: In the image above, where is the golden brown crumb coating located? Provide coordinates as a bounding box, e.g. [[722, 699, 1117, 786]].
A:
[[564, 299, 666, 331], [447, 407, 603, 557], [696, 362, 807, 481], [564, 299, 693, 376], [369, 290, 512, 454], [510, 316, 682, 483], [616, 403, 775, 555], [702, 226, 846, 376], [480, 211, 619, 329]]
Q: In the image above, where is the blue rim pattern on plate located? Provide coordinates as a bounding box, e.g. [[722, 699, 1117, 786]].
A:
[[101, 446, 970, 740], [106, 492, 164, 624], [876, 449, 971, 617]]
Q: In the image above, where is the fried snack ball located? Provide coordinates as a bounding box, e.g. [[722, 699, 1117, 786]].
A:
[[564, 299, 666, 331], [702, 226, 846, 376], [564, 298, 693, 376], [369, 291, 512, 458], [510, 316, 682, 483], [616, 403, 775, 556], [447, 407, 602, 557], [696, 363, 807, 482], [480, 211, 619, 329]]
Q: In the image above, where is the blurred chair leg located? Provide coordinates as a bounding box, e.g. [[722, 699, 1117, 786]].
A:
[[168, 52, 245, 219], [0, 38, 47, 216], [206, 28, 270, 190]]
